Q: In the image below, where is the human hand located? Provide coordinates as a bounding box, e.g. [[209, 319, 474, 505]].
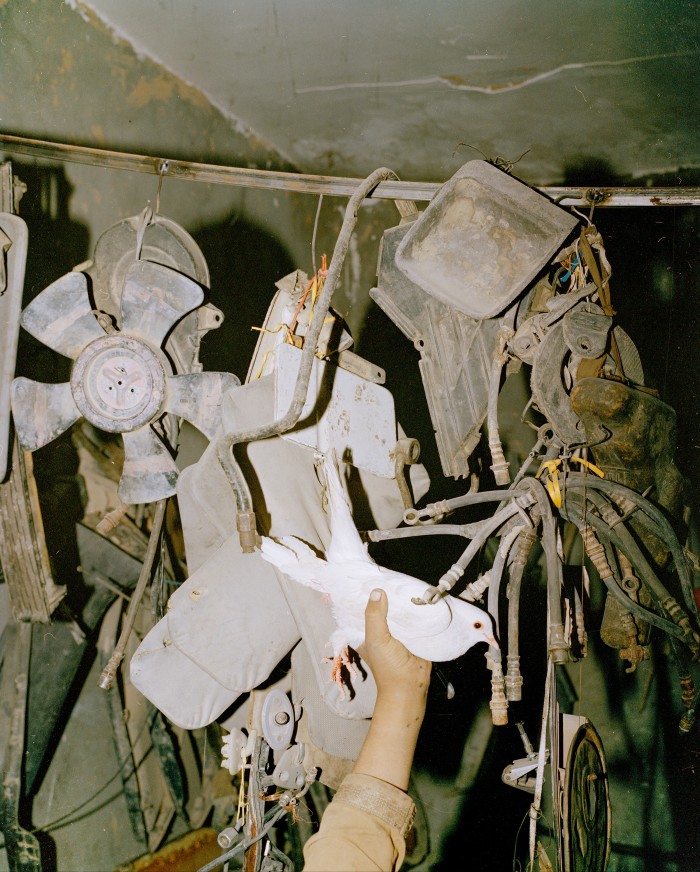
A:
[[359, 589, 431, 701]]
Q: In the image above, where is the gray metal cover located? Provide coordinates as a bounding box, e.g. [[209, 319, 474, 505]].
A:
[[395, 160, 578, 319]]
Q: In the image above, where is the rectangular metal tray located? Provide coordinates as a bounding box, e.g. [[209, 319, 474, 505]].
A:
[[395, 160, 577, 319]]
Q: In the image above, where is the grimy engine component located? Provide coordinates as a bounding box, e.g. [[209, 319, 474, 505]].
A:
[[371, 220, 502, 479], [572, 377, 688, 663], [11, 260, 238, 504], [394, 160, 578, 319]]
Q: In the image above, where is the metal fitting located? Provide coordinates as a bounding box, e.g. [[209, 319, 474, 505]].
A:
[[217, 825, 240, 849], [489, 439, 511, 487], [236, 510, 258, 553], [548, 624, 570, 664], [505, 654, 524, 701], [486, 652, 509, 726]]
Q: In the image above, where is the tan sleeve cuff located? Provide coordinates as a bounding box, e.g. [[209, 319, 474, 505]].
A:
[[333, 773, 416, 838]]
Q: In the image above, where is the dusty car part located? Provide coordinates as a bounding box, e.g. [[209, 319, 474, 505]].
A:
[[530, 314, 644, 447], [0, 622, 42, 872], [11, 260, 237, 504], [245, 269, 354, 384], [371, 220, 502, 479], [394, 436, 421, 511], [394, 160, 577, 319], [562, 305, 612, 360], [561, 721, 611, 872], [275, 343, 397, 478], [571, 378, 684, 522], [86, 209, 222, 378], [216, 167, 397, 552], [261, 690, 295, 751], [0, 211, 28, 479]]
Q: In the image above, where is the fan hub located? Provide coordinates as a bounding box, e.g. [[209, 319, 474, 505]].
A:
[[71, 334, 166, 432]]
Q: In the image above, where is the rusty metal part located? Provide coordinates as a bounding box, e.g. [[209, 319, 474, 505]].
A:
[[680, 675, 696, 710], [600, 550, 651, 671], [571, 378, 684, 523], [98, 499, 167, 690], [2, 135, 699, 206], [114, 828, 222, 872]]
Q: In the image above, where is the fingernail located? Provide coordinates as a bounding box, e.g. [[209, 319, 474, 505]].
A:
[[370, 590, 381, 601]]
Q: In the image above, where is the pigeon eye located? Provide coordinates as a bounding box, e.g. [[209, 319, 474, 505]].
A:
[[474, 621, 482, 629]]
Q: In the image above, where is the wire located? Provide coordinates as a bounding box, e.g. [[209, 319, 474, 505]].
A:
[[0, 709, 156, 848], [311, 193, 323, 276], [512, 805, 532, 871], [196, 805, 289, 872]]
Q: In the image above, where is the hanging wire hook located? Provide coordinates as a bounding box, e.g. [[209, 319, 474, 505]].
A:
[[155, 159, 169, 214]]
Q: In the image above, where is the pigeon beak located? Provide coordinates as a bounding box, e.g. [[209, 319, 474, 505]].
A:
[[486, 633, 499, 649]]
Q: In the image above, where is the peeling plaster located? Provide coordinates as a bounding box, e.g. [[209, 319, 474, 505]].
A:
[[127, 74, 175, 108], [67, 0, 295, 165]]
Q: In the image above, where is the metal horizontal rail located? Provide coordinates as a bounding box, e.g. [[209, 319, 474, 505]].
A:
[[2, 134, 699, 207]]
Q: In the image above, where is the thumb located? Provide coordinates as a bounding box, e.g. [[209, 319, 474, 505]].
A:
[[365, 589, 392, 645]]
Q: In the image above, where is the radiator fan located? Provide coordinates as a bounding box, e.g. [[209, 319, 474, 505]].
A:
[[11, 260, 237, 504]]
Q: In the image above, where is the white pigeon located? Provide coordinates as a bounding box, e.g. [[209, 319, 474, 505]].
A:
[[259, 454, 497, 693]]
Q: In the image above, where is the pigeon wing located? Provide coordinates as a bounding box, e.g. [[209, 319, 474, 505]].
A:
[[259, 535, 327, 590]]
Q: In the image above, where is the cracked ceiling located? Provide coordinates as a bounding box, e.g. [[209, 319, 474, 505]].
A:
[[74, 0, 699, 185]]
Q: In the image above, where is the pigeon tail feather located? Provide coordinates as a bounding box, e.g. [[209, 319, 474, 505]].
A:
[[322, 454, 373, 565]]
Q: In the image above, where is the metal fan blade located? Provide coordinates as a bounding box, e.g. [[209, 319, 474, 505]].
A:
[[120, 261, 204, 347], [164, 372, 240, 440], [119, 425, 179, 504], [10, 377, 81, 451], [20, 272, 104, 359]]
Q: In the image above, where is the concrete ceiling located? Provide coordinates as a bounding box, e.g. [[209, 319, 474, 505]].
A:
[[76, 0, 699, 186]]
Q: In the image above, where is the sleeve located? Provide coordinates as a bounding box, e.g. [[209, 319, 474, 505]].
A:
[[302, 773, 416, 872]]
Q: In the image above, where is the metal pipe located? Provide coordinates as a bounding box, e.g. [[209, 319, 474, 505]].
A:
[[487, 328, 514, 486], [417, 503, 523, 603], [3, 135, 700, 206], [405, 488, 521, 525], [98, 499, 167, 690], [565, 493, 699, 653], [506, 528, 539, 701], [486, 524, 526, 725], [524, 477, 569, 663], [564, 475, 697, 617], [561, 501, 688, 641]]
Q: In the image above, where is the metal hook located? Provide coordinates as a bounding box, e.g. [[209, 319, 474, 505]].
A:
[[155, 159, 169, 214]]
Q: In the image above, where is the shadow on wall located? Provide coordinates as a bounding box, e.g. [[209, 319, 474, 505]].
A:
[[562, 158, 700, 515], [193, 216, 296, 382], [12, 163, 91, 605]]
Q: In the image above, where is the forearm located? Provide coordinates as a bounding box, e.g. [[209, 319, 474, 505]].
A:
[[353, 688, 427, 791]]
